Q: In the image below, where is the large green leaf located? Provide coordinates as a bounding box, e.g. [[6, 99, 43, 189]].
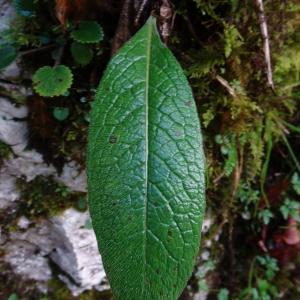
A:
[[88, 17, 205, 300]]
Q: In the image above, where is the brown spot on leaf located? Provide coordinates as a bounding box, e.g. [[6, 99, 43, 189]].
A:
[[109, 135, 117, 144]]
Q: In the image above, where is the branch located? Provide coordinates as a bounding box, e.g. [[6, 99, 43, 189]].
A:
[[215, 75, 237, 98], [254, 0, 275, 92], [19, 44, 57, 56], [111, 0, 133, 56], [134, 0, 151, 26], [158, 0, 175, 44]]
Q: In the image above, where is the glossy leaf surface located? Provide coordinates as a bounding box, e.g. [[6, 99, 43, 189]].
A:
[[88, 17, 205, 300]]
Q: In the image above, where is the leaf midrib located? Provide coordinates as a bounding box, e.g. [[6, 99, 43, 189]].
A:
[[143, 18, 153, 292]]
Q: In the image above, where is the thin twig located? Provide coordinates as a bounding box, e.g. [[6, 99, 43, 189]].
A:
[[19, 44, 57, 57], [213, 171, 226, 185], [111, 0, 133, 56], [254, 0, 275, 92], [215, 75, 237, 98]]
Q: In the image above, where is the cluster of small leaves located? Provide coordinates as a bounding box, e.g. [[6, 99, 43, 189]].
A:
[[0, 1, 104, 98], [239, 256, 279, 300], [32, 20, 104, 97], [237, 182, 260, 220], [0, 0, 40, 69], [215, 134, 238, 176]]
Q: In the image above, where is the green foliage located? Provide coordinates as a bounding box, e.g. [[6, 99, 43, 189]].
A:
[[32, 65, 73, 97], [0, 141, 11, 162], [71, 21, 104, 44], [280, 198, 300, 221], [13, 0, 38, 17], [215, 134, 237, 176], [258, 209, 274, 225], [71, 42, 93, 66], [186, 47, 224, 79], [240, 256, 279, 300], [2, 0, 300, 298], [223, 24, 243, 58], [217, 288, 229, 300], [53, 107, 70, 121], [291, 172, 300, 195], [0, 44, 17, 69], [88, 17, 205, 300], [7, 293, 18, 300], [237, 182, 260, 219], [256, 256, 279, 280]]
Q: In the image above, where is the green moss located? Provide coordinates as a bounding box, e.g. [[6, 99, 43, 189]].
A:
[[47, 278, 112, 300], [47, 278, 72, 300], [16, 176, 85, 219], [0, 141, 12, 163]]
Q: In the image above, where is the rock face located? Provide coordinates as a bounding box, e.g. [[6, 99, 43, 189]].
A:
[[0, 3, 104, 290], [0, 97, 28, 147], [0, 95, 105, 296], [0, 0, 16, 32], [2, 209, 108, 295], [0, 173, 19, 210], [50, 209, 108, 295]]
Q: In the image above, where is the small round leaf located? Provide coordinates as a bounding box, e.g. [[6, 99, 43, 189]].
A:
[[71, 42, 93, 66], [71, 21, 103, 44], [32, 65, 73, 97], [53, 107, 70, 121], [0, 44, 17, 69]]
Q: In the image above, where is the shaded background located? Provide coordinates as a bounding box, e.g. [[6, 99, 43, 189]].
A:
[[0, 0, 300, 299]]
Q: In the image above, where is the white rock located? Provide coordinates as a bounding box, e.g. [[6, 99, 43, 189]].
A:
[[193, 291, 208, 300], [0, 173, 19, 209], [0, 82, 31, 99], [205, 240, 212, 248], [17, 216, 31, 229], [2, 209, 108, 296], [0, 61, 21, 81], [0, 0, 16, 32], [4, 240, 52, 282], [0, 97, 28, 118], [201, 250, 210, 261], [57, 161, 87, 192], [4, 156, 56, 181], [50, 209, 108, 295], [0, 98, 28, 146], [202, 217, 213, 233], [0, 118, 27, 146]]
